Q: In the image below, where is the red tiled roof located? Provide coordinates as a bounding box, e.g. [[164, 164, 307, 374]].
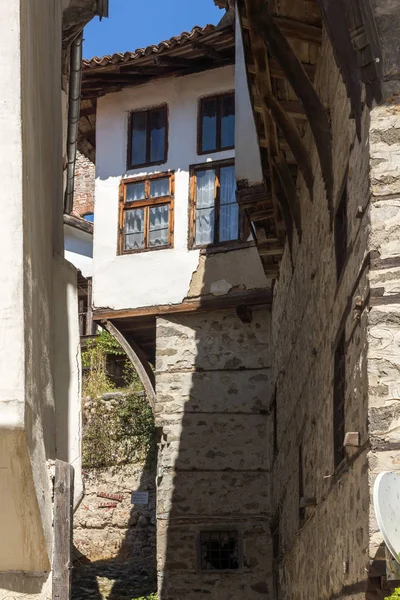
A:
[[83, 24, 217, 70]]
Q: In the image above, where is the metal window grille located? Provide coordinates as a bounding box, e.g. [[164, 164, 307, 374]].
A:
[[335, 183, 348, 281], [199, 531, 239, 570], [333, 333, 346, 468]]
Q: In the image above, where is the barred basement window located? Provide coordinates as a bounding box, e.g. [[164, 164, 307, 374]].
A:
[[118, 172, 174, 254], [199, 531, 239, 571], [333, 333, 346, 468], [335, 182, 348, 281]]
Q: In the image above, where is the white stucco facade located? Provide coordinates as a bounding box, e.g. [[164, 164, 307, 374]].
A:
[[64, 222, 93, 277], [0, 0, 84, 592], [93, 65, 267, 311]]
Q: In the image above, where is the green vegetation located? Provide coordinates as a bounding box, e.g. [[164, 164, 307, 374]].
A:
[[82, 330, 143, 397], [81, 330, 155, 468], [132, 595, 157, 600], [387, 589, 400, 599]]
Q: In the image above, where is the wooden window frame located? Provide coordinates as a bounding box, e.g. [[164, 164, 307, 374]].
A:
[[127, 104, 169, 169], [188, 159, 246, 250], [118, 172, 174, 255], [333, 332, 346, 469], [197, 91, 235, 155]]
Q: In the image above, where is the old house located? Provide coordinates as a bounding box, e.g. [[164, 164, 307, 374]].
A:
[[0, 1, 107, 598], [78, 0, 400, 598]]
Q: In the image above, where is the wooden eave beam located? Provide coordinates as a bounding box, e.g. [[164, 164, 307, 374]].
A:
[[249, 59, 315, 81], [317, 0, 363, 139], [242, 14, 322, 45], [244, 0, 302, 241], [262, 90, 313, 199], [104, 320, 156, 410], [250, 0, 333, 216]]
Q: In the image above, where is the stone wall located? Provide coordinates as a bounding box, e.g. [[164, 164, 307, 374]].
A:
[[155, 307, 273, 600], [269, 30, 373, 600], [72, 392, 157, 600], [73, 150, 95, 217]]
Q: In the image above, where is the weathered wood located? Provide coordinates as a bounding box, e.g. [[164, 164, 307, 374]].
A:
[[242, 14, 322, 45], [104, 320, 156, 410], [52, 460, 74, 600], [263, 90, 313, 200], [343, 431, 360, 447], [317, 0, 363, 140], [94, 289, 273, 322], [249, 0, 334, 217]]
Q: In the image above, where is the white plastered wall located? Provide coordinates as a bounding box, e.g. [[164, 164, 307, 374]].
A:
[[0, 0, 83, 584], [234, 10, 263, 185], [93, 65, 267, 311]]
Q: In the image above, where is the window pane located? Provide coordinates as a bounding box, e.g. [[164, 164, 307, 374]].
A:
[[221, 94, 235, 149], [124, 208, 144, 249], [195, 207, 214, 245], [150, 177, 169, 198], [220, 204, 239, 242], [131, 111, 147, 166], [196, 169, 216, 208], [150, 108, 166, 163], [126, 181, 145, 202], [201, 98, 217, 152], [220, 166, 235, 205], [219, 165, 238, 242], [149, 204, 169, 247]]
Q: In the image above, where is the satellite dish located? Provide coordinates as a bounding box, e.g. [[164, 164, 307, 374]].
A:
[[374, 471, 400, 564]]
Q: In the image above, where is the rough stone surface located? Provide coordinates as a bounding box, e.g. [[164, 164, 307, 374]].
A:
[[155, 307, 272, 600], [73, 150, 95, 217]]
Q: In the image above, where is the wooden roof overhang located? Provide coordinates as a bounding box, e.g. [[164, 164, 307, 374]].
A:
[[237, 0, 383, 279], [78, 21, 234, 160]]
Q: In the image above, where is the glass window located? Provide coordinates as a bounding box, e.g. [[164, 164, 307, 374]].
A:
[[199, 93, 235, 153], [191, 162, 240, 247], [129, 105, 168, 167], [120, 174, 173, 253]]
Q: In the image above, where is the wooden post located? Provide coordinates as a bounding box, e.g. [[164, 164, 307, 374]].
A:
[[52, 460, 74, 600]]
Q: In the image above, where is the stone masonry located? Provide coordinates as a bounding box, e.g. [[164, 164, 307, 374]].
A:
[[266, 18, 400, 600], [155, 307, 273, 599]]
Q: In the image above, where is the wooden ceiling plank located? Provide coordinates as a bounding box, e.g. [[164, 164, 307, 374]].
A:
[[252, 0, 333, 217], [242, 14, 322, 45]]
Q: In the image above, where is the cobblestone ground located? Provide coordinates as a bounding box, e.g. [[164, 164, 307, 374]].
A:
[[71, 558, 156, 600]]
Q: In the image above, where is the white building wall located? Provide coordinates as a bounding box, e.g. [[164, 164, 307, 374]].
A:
[[235, 10, 263, 185], [94, 65, 267, 311], [0, 0, 84, 587]]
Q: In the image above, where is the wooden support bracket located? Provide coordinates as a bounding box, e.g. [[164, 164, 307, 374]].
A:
[[249, 0, 334, 218], [104, 320, 156, 410]]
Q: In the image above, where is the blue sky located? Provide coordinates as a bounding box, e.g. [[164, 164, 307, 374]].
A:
[[83, 0, 223, 59]]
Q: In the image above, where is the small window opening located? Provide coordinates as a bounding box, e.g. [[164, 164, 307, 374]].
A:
[[333, 333, 346, 468], [128, 105, 168, 168], [83, 212, 94, 223], [199, 531, 239, 571], [198, 92, 235, 154], [335, 182, 348, 281]]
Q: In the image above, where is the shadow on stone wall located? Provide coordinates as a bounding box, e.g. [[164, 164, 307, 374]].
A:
[[72, 394, 157, 600], [155, 283, 273, 599]]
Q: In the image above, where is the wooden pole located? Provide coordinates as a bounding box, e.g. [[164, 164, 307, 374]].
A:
[[52, 460, 74, 600]]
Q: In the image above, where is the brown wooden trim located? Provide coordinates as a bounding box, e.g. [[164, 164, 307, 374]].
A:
[[104, 320, 156, 410], [118, 171, 175, 254], [63, 213, 94, 234], [94, 289, 272, 321], [127, 104, 168, 170], [197, 91, 235, 155], [370, 254, 400, 271]]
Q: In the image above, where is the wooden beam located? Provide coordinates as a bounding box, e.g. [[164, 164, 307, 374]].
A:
[[249, 59, 315, 80], [317, 0, 363, 140], [245, 0, 302, 243], [94, 289, 273, 322], [242, 14, 322, 45], [52, 460, 74, 600], [262, 90, 313, 199], [254, 98, 306, 118], [250, 0, 333, 216], [104, 320, 156, 410], [258, 238, 285, 256]]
